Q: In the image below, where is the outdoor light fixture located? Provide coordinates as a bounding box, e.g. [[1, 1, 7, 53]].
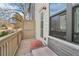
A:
[[39, 6, 46, 12], [42, 6, 46, 10]]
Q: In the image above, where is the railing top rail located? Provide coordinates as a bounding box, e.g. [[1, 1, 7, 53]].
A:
[[0, 28, 22, 43]]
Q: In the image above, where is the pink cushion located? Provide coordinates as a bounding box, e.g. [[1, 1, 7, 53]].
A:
[[31, 40, 43, 49]]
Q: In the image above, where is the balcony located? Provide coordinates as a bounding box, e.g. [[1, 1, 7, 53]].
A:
[[0, 3, 79, 56]]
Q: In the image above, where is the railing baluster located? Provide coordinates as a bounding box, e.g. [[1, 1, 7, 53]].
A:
[[0, 46, 1, 56], [3, 43, 7, 56], [6, 42, 9, 56], [0, 29, 22, 56], [0, 45, 4, 56]]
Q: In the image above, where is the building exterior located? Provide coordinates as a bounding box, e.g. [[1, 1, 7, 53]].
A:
[[1, 3, 79, 56], [33, 3, 79, 55]]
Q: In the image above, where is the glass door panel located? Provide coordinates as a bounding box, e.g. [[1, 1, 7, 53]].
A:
[[73, 7, 79, 43]]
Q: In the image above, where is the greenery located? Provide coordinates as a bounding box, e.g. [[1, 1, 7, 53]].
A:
[[2, 24, 6, 27], [2, 24, 8, 29], [12, 12, 24, 22], [0, 31, 8, 37]]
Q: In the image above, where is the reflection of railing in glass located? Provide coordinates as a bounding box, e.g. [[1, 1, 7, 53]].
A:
[[60, 14, 66, 32]]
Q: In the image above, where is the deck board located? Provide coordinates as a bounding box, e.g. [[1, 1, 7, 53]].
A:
[[15, 39, 35, 56], [32, 47, 57, 56]]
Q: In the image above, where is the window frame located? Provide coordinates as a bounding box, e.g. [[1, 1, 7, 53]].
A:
[[72, 5, 79, 43], [49, 10, 67, 40]]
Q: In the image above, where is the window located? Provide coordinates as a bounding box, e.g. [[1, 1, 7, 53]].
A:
[[50, 12, 67, 39], [40, 12, 43, 37], [73, 6, 79, 43]]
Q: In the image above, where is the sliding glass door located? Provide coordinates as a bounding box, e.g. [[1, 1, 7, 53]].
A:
[[73, 6, 79, 43]]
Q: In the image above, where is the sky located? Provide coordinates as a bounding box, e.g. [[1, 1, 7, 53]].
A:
[[0, 3, 29, 21], [0, 3, 19, 10], [50, 3, 66, 16], [0, 3, 20, 20], [0, 3, 29, 12], [0, 3, 66, 20]]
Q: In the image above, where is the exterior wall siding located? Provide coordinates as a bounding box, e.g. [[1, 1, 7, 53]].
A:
[[35, 3, 49, 45]]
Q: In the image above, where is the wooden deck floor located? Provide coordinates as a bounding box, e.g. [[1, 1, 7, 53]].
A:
[[15, 39, 35, 56]]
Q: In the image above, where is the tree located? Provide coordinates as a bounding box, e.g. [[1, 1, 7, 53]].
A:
[[9, 3, 31, 20], [12, 12, 24, 29]]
